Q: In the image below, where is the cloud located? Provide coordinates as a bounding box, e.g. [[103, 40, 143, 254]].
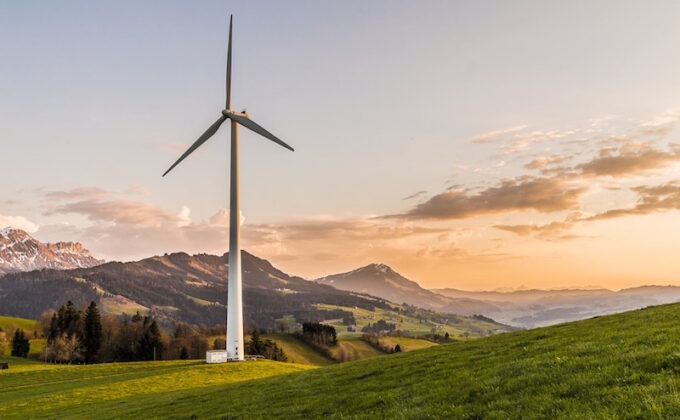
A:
[[472, 125, 527, 144], [639, 108, 680, 136], [0, 214, 39, 233], [403, 190, 428, 201], [177, 206, 192, 227], [35, 187, 457, 272], [578, 144, 680, 177], [493, 213, 583, 241], [45, 199, 181, 226], [44, 187, 110, 201], [501, 130, 573, 154], [39, 197, 232, 260], [249, 218, 449, 242], [585, 182, 680, 221], [401, 177, 587, 220], [524, 154, 567, 170]]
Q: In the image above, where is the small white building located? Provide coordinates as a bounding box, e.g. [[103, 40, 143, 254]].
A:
[[206, 350, 228, 364]]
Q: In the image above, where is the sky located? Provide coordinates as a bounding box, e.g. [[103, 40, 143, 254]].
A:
[[1, 1, 680, 290]]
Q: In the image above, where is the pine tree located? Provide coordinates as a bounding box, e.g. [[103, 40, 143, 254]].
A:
[[394, 344, 402, 353], [179, 346, 189, 359], [83, 301, 103, 363], [11, 329, 30, 357], [247, 328, 263, 355], [138, 319, 164, 360], [57, 301, 82, 339]]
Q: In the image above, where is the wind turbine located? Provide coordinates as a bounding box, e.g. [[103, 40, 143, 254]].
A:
[[163, 15, 294, 361]]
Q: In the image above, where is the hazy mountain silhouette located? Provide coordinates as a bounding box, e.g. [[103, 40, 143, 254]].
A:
[[317, 263, 500, 316]]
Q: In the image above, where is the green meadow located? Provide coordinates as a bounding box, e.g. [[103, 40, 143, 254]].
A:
[[0, 315, 38, 334], [4, 303, 680, 417]]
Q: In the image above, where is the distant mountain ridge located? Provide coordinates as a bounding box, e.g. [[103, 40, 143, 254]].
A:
[[0, 227, 103, 275], [316, 263, 500, 316], [433, 285, 680, 327], [316, 262, 680, 328]]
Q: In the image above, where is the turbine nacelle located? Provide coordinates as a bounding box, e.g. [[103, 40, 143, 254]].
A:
[[222, 110, 248, 118]]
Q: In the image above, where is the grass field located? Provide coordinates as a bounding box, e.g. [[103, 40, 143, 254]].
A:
[[0, 358, 312, 418], [264, 333, 335, 366], [0, 315, 37, 334], [328, 337, 385, 361], [5, 303, 680, 417]]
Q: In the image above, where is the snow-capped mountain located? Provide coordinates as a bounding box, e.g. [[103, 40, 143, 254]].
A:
[[0, 227, 103, 275]]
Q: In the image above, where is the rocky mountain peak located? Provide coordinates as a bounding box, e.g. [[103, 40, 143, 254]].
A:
[[0, 227, 103, 275]]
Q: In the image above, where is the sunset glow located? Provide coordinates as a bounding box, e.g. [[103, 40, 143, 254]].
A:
[[2, 1, 680, 290]]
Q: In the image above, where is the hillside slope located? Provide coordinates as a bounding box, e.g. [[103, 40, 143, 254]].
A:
[[4, 303, 680, 417]]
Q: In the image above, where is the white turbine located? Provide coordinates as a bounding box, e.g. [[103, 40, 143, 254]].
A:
[[163, 15, 294, 361]]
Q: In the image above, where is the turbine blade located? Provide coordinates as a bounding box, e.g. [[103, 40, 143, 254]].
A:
[[228, 112, 294, 152], [162, 115, 227, 177], [226, 14, 233, 110]]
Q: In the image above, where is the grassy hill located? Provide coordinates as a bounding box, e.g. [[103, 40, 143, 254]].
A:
[[5, 302, 680, 417]]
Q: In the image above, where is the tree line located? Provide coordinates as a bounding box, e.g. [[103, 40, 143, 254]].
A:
[[42, 301, 164, 363], [5, 300, 286, 364]]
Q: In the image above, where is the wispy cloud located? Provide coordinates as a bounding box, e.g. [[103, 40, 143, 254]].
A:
[[494, 213, 583, 241], [639, 108, 680, 136], [585, 182, 680, 221], [44, 187, 110, 201], [403, 190, 428, 201], [472, 125, 527, 144], [524, 154, 567, 170], [501, 130, 574, 154]]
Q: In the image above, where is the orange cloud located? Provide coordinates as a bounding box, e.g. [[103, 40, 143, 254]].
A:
[[402, 177, 586, 220]]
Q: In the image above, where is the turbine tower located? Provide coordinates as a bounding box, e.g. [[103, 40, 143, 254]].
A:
[[163, 15, 294, 361]]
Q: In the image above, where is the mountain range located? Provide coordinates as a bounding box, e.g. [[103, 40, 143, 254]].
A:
[[316, 263, 500, 315], [0, 235, 510, 335], [433, 286, 680, 328], [0, 227, 103, 275], [315, 261, 680, 328], [2, 228, 679, 330]]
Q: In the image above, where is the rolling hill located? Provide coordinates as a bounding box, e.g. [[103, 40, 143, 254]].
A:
[[3, 302, 680, 417]]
